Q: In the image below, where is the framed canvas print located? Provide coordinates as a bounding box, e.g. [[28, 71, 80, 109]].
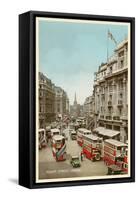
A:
[[19, 11, 135, 189]]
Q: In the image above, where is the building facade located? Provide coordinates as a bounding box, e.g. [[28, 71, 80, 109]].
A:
[[83, 96, 93, 117], [83, 95, 95, 130], [39, 73, 70, 127], [54, 86, 69, 119], [93, 38, 128, 143], [39, 72, 56, 128]]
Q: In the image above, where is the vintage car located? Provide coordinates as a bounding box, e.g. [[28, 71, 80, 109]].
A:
[[70, 130, 77, 140], [70, 156, 81, 168], [107, 165, 123, 175]]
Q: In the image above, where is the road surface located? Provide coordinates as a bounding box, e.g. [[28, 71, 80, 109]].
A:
[[39, 127, 108, 180]]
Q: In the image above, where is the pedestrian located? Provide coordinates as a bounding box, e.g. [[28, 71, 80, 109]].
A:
[[81, 151, 83, 161]]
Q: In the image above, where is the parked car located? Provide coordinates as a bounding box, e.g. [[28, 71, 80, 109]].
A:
[[70, 156, 81, 168]]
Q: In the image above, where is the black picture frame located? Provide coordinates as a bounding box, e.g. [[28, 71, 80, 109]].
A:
[[19, 11, 135, 189]]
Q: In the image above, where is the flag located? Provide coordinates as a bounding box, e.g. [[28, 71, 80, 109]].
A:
[[108, 30, 117, 45]]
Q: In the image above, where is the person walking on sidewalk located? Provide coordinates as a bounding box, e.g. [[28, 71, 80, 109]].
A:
[[81, 151, 84, 161]]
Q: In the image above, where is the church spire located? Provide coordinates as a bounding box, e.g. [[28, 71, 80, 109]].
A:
[[74, 92, 77, 105]]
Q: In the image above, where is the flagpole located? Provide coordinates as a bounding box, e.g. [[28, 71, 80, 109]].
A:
[[107, 29, 109, 63]]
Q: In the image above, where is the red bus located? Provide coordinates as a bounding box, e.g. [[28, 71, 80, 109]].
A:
[[104, 139, 128, 173], [82, 134, 102, 161], [122, 148, 128, 173], [52, 135, 66, 161], [77, 128, 91, 147], [39, 129, 47, 150]]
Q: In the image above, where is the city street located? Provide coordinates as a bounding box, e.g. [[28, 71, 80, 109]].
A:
[[39, 127, 108, 180], [37, 23, 129, 181]]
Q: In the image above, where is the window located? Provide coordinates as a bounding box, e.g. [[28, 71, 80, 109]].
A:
[[39, 91, 43, 97], [120, 93, 123, 98], [119, 51, 124, 57], [39, 105, 41, 112], [57, 106, 60, 112], [110, 66, 112, 73], [114, 126, 120, 131], [40, 105, 43, 113], [121, 60, 124, 68], [118, 79, 123, 90], [99, 122, 104, 127], [106, 124, 112, 129], [109, 83, 113, 92], [119, 108, 122, 115]]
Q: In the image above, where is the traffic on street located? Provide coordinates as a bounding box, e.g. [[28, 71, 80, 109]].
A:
[[38, 117, 128, 180]]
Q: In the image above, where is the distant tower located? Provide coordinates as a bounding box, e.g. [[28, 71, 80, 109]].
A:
[[74, 92, 77, 105]]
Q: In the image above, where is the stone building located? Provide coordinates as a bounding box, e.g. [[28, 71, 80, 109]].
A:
[[83, 96, 93, 117], [54, 86, 69, 119], [83, 95, 95, 130], [39, 72, 56, 128], [93, 38, 128, 143]]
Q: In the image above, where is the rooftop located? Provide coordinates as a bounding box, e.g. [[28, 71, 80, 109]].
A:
[[78, 128, 91, 133], [93, 127, 120, 138], [83, 134, 100, 141], [51, 128, 60, 133], [115, 38, 128, 51], [105, 139, 128, 147], [53, 135, 64, 140]]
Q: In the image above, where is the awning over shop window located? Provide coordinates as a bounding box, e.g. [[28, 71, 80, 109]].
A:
[[93, 127, 120, 138]]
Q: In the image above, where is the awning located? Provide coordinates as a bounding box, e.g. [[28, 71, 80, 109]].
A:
[[93, 127, 120, 138]]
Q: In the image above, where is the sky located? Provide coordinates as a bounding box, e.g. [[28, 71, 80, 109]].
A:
[[38, 18, 128, 105]]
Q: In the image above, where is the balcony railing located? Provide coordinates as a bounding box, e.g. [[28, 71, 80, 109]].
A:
[[106, 115, 112, 120], [113, 116, 120, 121], [100, 115, 104, 119]]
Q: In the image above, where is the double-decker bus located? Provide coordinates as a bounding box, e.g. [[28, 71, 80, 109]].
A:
[[104, 139, 128, 173], [122, 148, 128, 173], [52, 135, 66, 161], [82, 134, 103, 161], [77, 128, 91, 147], [38, 129, 47, 150]]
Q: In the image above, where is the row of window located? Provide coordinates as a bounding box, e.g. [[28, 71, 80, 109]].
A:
[[39, 105, 55, 113], [99, 123, 121, 131]]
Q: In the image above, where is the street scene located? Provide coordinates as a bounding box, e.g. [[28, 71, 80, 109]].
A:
[[37, 18, 129, 181], [39, 126, 108, 179]]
